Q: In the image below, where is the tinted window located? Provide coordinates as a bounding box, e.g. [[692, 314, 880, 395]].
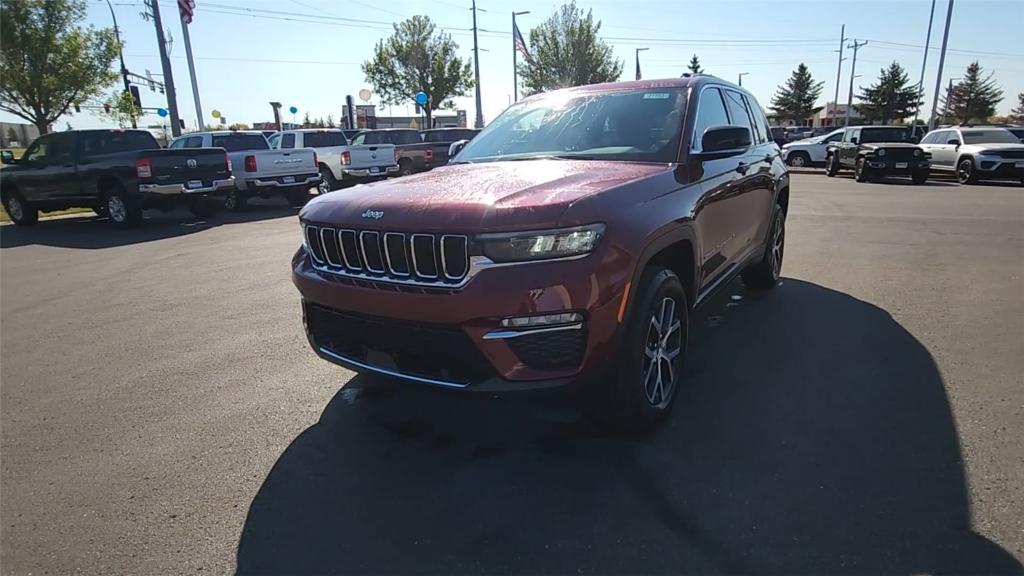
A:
[[302, 131, 347, 148], [281, 133, 295, 149], [379, 130, 422, 145], [457, 87, 686, 163], [422, 129, 477, 143], [739, 94, 765, 144], [961, 129, 1019, 144], [845, 129, 860, 143], [168, 138, 185, 149], [692, 88, 730, 151], [80, 130, 159, 156], [211, 133, 270, 151], [723, 89, 754, 144], [860, 127, 912, 143], [47, 133, 74, 161], [22, 136, 51, 162], [182, 136, 203, 148], [823, 130, 845, 143]]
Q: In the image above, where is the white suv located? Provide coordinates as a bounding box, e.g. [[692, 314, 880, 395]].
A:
[[918, 127, 1024, 184], [781, 129, 845, 167]]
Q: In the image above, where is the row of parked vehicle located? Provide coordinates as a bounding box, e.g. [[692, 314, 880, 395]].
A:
[[0, 126, 479, 228], [780, 124, 1024, 184]]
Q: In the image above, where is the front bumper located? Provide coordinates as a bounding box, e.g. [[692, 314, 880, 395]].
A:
[[243, 172, 321, 191], [292, 243, 630, 391], [866, 158, 930, 173], [139, 176, 235, 197], [975, 156, 1024, 180], [342, 165, 399, 178]]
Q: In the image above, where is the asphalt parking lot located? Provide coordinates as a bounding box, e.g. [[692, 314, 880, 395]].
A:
[[2, 174, 1022, 575]]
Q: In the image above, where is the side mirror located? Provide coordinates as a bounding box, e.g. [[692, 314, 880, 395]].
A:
[[448, 139, 469, 161], [0, 150, 14, 164], [700, 125, 751, 156], [850, 137, 859, 144], [948, 139, 960, 147]]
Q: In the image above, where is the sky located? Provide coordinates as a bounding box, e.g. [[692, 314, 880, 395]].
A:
[[5, 0, 1023, 131]]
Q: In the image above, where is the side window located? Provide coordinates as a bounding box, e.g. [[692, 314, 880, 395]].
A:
[[824, 131, 844, 143], [181, 136, 203, 148], [945, 131, 961, 144], [723, 89, 754, 145], [23, 136, 51, 163], [845, 129, 860, 143], [267, 134, 280, 148], [691, 87, 730, 151], [281, 133, 296, 149], [350, 133, 365, 145], [924, 131, 943, 144], [48, 134, 73, 162], [740, 93, 765, 143], [168, 138, 185, 149]]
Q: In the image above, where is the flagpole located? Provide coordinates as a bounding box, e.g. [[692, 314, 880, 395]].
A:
[[512, 11, 530, 102]]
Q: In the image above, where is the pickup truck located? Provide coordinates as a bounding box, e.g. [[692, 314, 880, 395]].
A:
[[292, 76, 789, 428], [170, 131, 319, 210], [349, 129, 434, 176], [269, 129, 397, 192], [420, 128, 479, 166], [1, 129, 233, 228]]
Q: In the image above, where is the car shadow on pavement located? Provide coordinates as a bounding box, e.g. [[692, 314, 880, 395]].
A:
[[236, 279, 1022, 575], [0, 203, 301, 250], [832, 173, 959, 186]]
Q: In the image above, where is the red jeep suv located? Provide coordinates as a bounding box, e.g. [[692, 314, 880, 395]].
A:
[[293, 75, 789, 426]]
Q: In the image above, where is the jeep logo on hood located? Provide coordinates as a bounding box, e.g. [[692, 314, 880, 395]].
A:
[[361, 209, 384, 220]]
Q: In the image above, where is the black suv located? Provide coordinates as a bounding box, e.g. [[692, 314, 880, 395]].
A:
[[825, 126, 930, 184]]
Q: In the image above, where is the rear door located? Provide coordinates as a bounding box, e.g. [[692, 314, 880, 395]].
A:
[[723, 88, 772, 259], [930, 130, 958, 169], [841, 128, 861, 167]]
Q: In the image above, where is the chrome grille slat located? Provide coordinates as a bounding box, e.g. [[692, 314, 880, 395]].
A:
[[338, 229, 362, 270], [319, 227, 344, 267], [360, 231, 385, 273]]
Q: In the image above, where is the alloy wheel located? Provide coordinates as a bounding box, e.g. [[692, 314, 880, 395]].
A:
[[317, 174, 330, 194], [224, 192, 237, 211], [642, 297, 683, 408], [7, 197, 23, 221], [790, 155, 807, 167], [958, 161, 973, 184], [108, 195, 127, 223], [771, 212, 785, 280]]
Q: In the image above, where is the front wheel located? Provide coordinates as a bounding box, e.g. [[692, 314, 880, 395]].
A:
[[4, 192, 39, 226], [911, 170, 929, 185], [317, 166, 338, 194], [105, 187, 142, 228], [787, 152, 810, 168], [957, 158, 977, 184], [825, 154, 839, 177], [587, 266, 688, 429], [742, 204, 785, 291], [855, 158, 872, 182]]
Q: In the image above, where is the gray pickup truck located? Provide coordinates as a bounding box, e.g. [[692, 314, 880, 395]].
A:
[[349, 129, 435, 176]]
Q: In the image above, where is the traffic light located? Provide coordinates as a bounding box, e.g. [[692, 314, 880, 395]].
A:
[[103, 103, 111, 113], [129, 85, 142, 110]]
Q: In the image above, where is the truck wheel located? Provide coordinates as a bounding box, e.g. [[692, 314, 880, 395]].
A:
[[741, 204, 785, 291], [104, 186, 142, 228], [223, 190, 247, 212], [317, 166, 338, 194], [855, 158, 872, 182], [787, 152, 810, 168], [3, 192, 39, 226], [825, 154, 839, 177], [286, 188, 310, 207], [587, 266, 687, 429], [189, 198, 217, 219], [398, 159, 414, 177], [911, 170, 929, 185], [957, 158, 977, 184]]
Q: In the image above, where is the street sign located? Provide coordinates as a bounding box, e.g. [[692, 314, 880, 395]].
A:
[[415, 92, 428, 106]]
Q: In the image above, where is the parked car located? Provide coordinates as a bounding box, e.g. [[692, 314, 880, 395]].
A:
[[348, 129, 434, 176], [825, 126, 929, 183], [1, 129, 232, 228], [292, 76, 789, 427], [781, 128, 845, 167], [421, 128, 480, 165], [918, 126, 1024, 184], [269, 129, 398, 192], [1007, 127, 1024, 143], [170, 131, 319, 210]]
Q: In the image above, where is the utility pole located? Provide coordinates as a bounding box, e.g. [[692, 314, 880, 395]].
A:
[[832, 24, 847, 127], [512, 10, 530, 102], [928, 0, 955, 131], [179, 2, 203, 132], [909, 0, 936, 133], [471, 0, 483, 128], [104, 0, 135, 128], [148, 0, 182, 136], [844, 40, 868, 127]]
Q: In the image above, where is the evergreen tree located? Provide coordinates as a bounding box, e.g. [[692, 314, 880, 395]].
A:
[[687, 54, 703, 74], [855, 62, 922, 124], [943, 61, 1003, 124], [302, 112, 312, 128], [1009, 92, 1024, 123], [770, 63, 824, 124]]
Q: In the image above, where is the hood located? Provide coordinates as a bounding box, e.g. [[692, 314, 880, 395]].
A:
[[785, 137, 821, 147], [299, 159, 672, 232], [862, 142, 921, 149]]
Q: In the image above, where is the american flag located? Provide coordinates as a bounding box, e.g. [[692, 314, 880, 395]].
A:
[[513, 21, 532, 64], [178, 0, 195, 24]]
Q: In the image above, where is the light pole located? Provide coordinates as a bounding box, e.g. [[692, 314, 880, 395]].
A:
[[471, 0, 483, 128], [909, 0, 936, 134], [104, 0, 135, 128], [927, 0, 955, 131], [844, 40, 868, 127], [512, 10, 530, 102], [635, 47, 649, 81], [738, 72, 749, 86]]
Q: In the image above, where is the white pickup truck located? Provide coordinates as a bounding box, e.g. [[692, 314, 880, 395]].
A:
[[170, 131, 320, 210], [268, 129, 398, 192]]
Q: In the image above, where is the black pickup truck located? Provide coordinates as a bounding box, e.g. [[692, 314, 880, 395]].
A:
[[349, 129, 435, 176], [1, 129, 233, 228], [420, 128, 479, 166]]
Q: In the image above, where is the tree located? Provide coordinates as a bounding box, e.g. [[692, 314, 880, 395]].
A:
[[0, 0, 119, 134], [227, 122, 250, 130], [326, 114, 335, 127], [1008, 92, 1024, 123], [687, 54, 703, 74], [98, 90, 141, 128], [518, 1, 622, 95], [770, 63, 824, 124], [302, 112, 312, 128], [362, 15, 473, 127], [942, 61, 1003, 124], [855, 62, 922, 124]]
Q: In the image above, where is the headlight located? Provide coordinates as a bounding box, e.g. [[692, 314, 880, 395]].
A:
[[914, 149, 922, 157], [476, 224, 605, 263], [877, 149, 887, 157]]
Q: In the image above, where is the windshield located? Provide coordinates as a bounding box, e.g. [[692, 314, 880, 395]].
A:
[[211, 134, 269, 151], [456, 88, 686, 163], [962, 129, 1019, 144], [861, 127, 912, 144]]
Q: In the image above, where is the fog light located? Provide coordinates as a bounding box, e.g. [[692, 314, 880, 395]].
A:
[[500, 312, 583, 328]]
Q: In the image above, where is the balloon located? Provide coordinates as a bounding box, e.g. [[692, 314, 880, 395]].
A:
[[358, 89, 371, 102], [211, 109, 222, 118], [415, 92, 428, 106], [157, 108, 168, 117], [289, 106, 298, 114]]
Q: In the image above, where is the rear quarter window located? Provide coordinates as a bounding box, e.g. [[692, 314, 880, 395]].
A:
[[302, 132, 347, 148]]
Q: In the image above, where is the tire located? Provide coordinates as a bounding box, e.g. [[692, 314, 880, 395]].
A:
[[957, 158, 977, 184], [188, 198, 217, 219], [825, 154, 839, 177], [104, 185, 142, 229], [93, 203, 108, 218], [742, 204, 785, 291], [787, 152, 810, 168], [3, 191, 39, 226], [855, 158, 871, 182], [911, 170, 928, 185], [587, 266, 688, 429], [398, 159, 414, 177], [223, 189, 247, 212], [286, 188, 309, 207], [317, 165, 338, 194]]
